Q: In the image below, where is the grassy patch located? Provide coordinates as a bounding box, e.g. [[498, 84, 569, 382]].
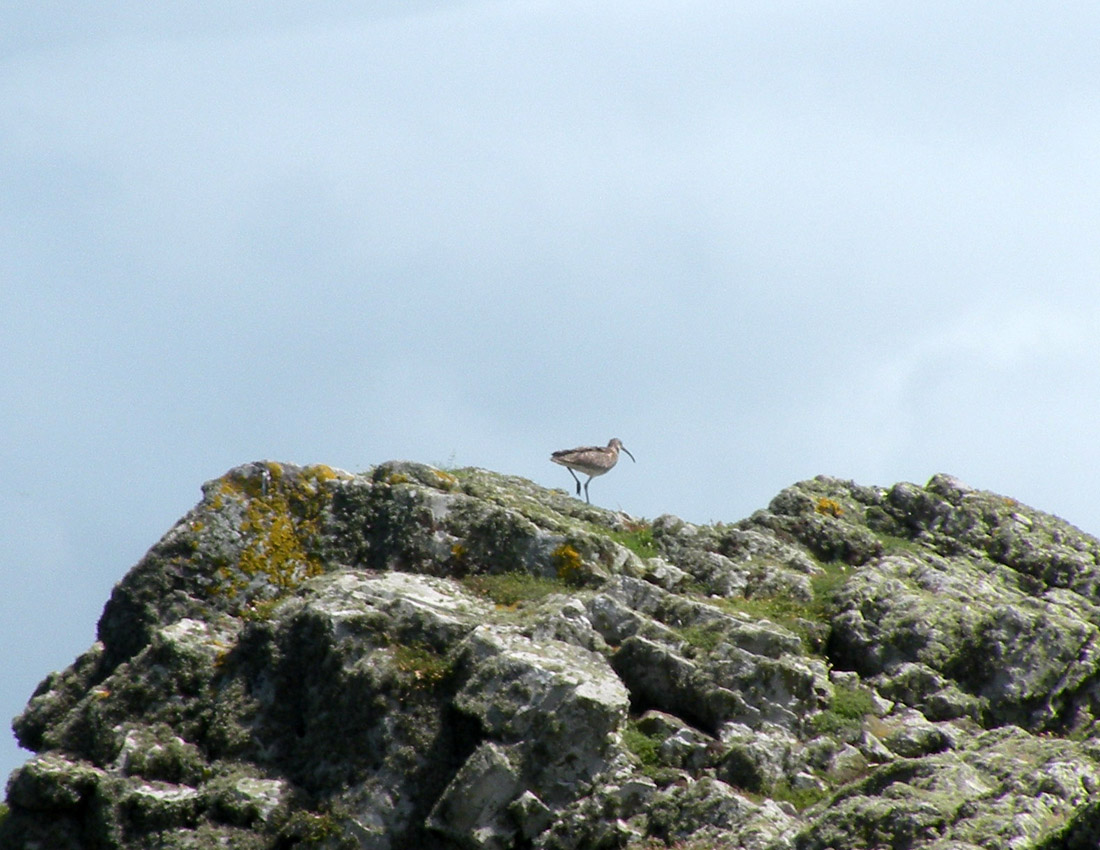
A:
[[460, 572, 567, 608], [877, 533, 928, 558], [810, 562, 850, 613], [621, 720, 682, 783], [238, 598, 282, 622], [621, 721, 662, 769], [608, 522, 659, 559], [832, 683, 876, 718], [678, 622, 726, 653], [811, 683, 876, 737], [767, 778, 830, 810], [714, 594, 812, 634], [707, 561, 851, 650]]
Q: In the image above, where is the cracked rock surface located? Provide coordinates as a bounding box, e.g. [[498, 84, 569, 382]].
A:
[[5, 462, 1100, 849]]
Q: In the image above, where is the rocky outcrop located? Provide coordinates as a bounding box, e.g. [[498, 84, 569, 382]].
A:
[[5, 462, 1100, 849]]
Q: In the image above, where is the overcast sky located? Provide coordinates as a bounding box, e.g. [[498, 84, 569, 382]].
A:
[[4, 0, 1100, 782]]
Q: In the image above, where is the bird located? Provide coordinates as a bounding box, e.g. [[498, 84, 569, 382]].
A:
[[550, 438, 635, 504]]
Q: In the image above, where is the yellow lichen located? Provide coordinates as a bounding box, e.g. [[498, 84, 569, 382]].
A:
[[304, 464, 340, 483], [552, 544, 584, 585], [816, 497, 844, 517], [387, 472, 411, 486], [206, 465, 330, 614], [432, 469, 458, 489]]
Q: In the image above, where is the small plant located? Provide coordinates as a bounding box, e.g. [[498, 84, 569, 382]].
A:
[[279, 809, 340, 844], [392, 643, 452, 689], [431, 469, 458, 489], [450, 542, 468, 571], [831, 683, 876, 718], [621, 721, 662, 770], [239, 598, 281, 622]]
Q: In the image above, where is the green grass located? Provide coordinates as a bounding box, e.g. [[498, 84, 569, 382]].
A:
[[714, 594, 812, 633], [678, 621, 726, 653], [811, 683, 876, 737], [460, 572, 567, 608], [766, 778, 830, 810], [621, 721, 662, 769], [608, 523, 659, 559], [809, 561, 851, 612], [831, 683, 876, 718], [705, 561, 850, 651]]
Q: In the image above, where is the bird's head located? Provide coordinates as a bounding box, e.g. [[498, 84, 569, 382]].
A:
[[609, 438, 635, 462]]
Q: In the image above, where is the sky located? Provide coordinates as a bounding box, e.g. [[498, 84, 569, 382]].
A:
[[4, 0, 1100, 783]]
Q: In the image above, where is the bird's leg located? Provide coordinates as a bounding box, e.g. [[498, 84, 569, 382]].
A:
[[568, 468, 582, 496], [583, 478, 591, 504]]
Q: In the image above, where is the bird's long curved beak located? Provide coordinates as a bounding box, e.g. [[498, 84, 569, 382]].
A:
[[622, 446, 636, 463]]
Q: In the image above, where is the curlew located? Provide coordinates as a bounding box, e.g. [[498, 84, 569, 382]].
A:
[[550, 438, 635, 504]]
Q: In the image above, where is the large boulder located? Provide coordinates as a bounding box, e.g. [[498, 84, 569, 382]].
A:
[[7, 464, 1100, 850]]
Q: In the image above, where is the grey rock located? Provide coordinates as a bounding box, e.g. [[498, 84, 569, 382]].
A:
[[649, 776, 796, 849], [8, 463, 1100, 850], [427, 742, 522, 850], [508, 790, 553, 840], [794, 725, 1100, 850], [454, 624, 629, 804], [877, 709, 956, 758], [7, 753, 103, 811]]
